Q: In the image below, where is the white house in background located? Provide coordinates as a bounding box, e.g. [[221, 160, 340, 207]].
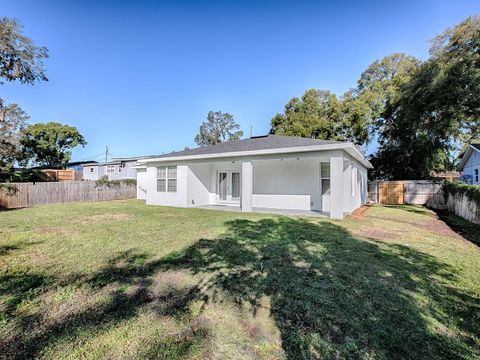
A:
[[457, 143, 480, 184], [136, 135, 372, 219], [82, 157, 139, 181]]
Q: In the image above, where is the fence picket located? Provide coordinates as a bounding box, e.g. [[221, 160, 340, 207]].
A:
[[0, 181, 136, 209]]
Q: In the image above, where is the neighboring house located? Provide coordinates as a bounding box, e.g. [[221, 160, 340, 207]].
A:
[[31, 161, 97, 171], [136, 135, 373, 219], [432, 171, 460, 182], [30, 161, 96, 181], [82, 158, 139, 181], [457, 143, 480, 184]]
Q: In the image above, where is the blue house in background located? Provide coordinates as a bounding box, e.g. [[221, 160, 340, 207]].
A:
[[458, 144, 480, 184]]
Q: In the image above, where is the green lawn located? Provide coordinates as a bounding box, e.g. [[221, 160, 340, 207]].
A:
[[0, 200, 479, 359]]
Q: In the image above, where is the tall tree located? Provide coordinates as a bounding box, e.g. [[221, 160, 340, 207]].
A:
[[351, 53, 420, 141], [20, 122, 87, 166], [0, 17, 48, 84], [195, 111, 243, 146], [0, 17, 48, 179], [269, 55, 419, 146], [371, 16, 480, 179], [0, 100, 29, 180], [270, 89, 347, 141]]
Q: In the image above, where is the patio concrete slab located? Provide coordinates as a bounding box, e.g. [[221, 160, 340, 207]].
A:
[[198, 204, 329, 217]]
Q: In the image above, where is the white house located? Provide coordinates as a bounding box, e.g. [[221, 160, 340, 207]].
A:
[[136, 135, 373, 219], [457, 143, 480, 184], [82, 158, 139, 181]]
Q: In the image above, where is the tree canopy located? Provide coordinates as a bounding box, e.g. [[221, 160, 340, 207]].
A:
[[269, 55, 420, 146], [270, 89, 346, 141], [0, 17, 48, 84], [371, 15, 480, 179], [195, 111, 243, 146], [0, 17, 49, 180], [0, 100, 29, 164], [20, 122, 87, 166], [270, 16, 479, 180]]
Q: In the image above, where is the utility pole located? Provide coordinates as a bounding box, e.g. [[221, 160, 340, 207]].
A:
[[105, 145, 109, 163], [250, 125, 252, 138]]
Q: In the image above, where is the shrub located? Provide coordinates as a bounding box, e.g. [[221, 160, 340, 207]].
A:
[[95, 175, 137, 188], [443, 181, 480, 210], [0, 183, 19, 196]]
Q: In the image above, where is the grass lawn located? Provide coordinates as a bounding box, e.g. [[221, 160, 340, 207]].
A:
[[0, 200, 479, 359]]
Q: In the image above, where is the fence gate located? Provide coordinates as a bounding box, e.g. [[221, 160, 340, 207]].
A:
[[379, 181, 405, 204]]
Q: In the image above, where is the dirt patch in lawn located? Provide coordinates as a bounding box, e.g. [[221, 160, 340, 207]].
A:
[[349, 205, 371, 219], [371, 211, 462, 239], [38, 226, 72, 235], [356, 226, 398, 241], [80, 213, 133, 224], [417, 218, 463, 239]]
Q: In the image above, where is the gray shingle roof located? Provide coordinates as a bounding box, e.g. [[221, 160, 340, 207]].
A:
[[155, 135, 341, 159], [471, 143, 480, 151]]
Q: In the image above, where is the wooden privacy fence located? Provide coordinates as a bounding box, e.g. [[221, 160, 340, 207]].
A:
[[368, 180, 444, 207], [0, 181, 136, 209], [39, 169, 75, 182], [379, 181, 404, 205]]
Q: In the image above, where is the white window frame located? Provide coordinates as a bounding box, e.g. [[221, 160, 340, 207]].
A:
[[475, 168, 479, 183], [320, 162, 330, 194], [106, 165, 115, 174], [167, 166, 177, 192], [351, 166, 357, 196], [157, 165, 177, 192]]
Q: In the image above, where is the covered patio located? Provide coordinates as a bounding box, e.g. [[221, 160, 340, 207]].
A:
[[138, 135, 372, 219], [198, 203, 329, 217]]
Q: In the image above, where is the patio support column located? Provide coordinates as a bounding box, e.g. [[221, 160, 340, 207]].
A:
[[330, 156, 344, 219], [241, 161, 253, 212]]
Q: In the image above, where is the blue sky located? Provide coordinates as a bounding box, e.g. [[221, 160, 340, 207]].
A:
[[2, 0, 479, 161]]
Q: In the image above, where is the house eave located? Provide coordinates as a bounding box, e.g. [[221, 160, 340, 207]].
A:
[[138, 143, 373, 169]]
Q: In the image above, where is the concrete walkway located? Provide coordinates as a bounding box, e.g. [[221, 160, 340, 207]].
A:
[[198, 204, 329, 217]]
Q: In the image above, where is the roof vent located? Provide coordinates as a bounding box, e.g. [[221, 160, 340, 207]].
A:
[[250, 134, 269, 139]]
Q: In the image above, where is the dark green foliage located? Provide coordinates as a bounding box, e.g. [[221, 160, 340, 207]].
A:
[[0, 17, 48, 85], [95, 175, 136, 188], [271, 17, 479, 180], [0, 17, 48, 177], [195, 111, 243, 146], [20, 122, 87, 166], [372, 16, 480, 179], [0, 183, 18, 196], [443, 181, 480, 213], [270, 55, 420, 146], [270, 89, 348, 141]]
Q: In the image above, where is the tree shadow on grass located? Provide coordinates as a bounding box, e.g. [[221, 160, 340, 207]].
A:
[[162, 218, 480, 359], [430, 208, 480, 246], [0, 250, 207, 359], [384, 204, 432, 215], [1, 218, 479, 359]]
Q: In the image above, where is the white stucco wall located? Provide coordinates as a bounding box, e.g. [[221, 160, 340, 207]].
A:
[[187, 164, 212, 207], [145, 164, 188, 207], [141, 149, 370, 217], [340, 153, 369, 214], [252, 158, 321, 211], [136, 168, 148, 200]]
